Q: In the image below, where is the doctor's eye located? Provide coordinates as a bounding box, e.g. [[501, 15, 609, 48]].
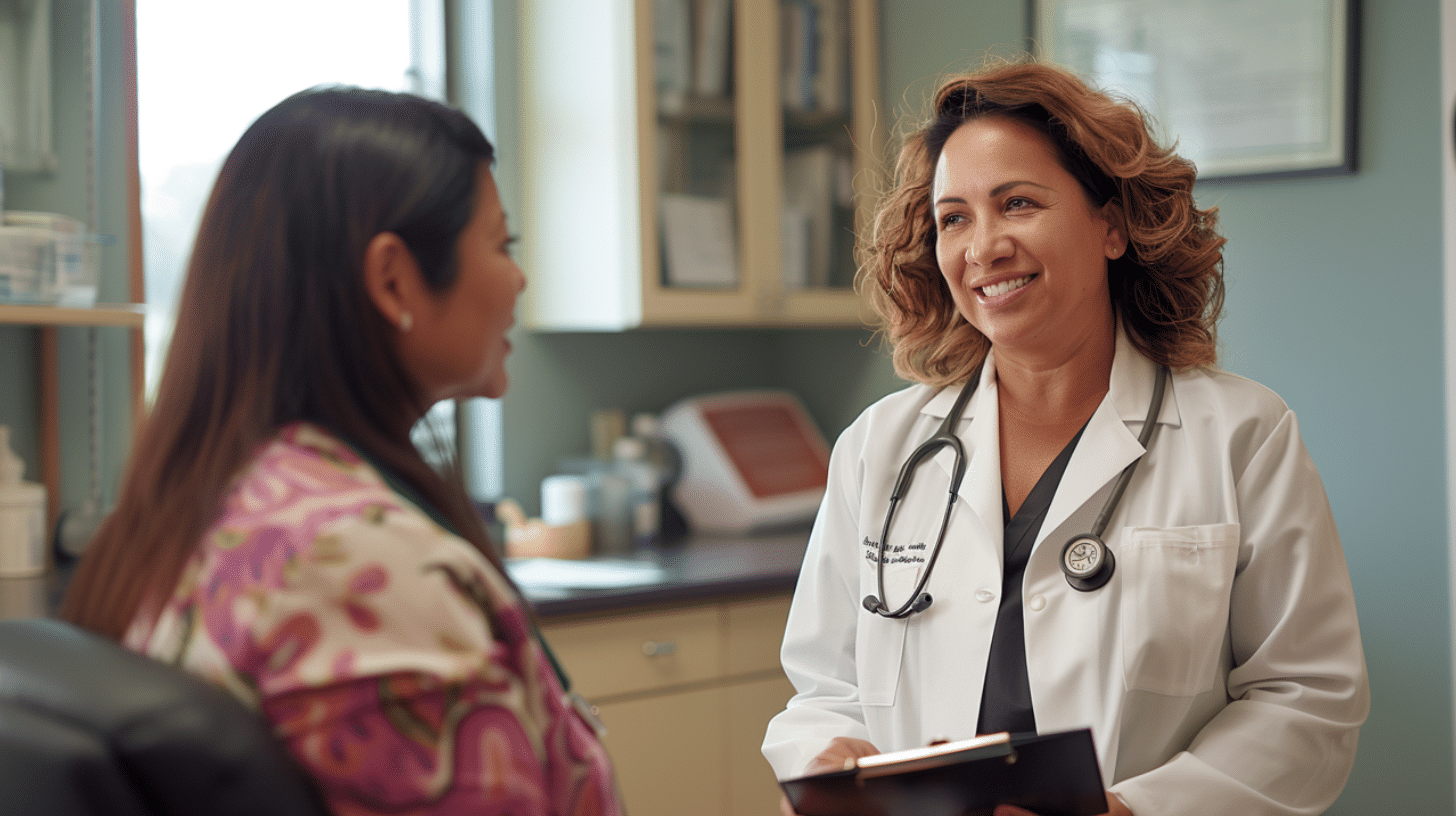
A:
[[938, 212, 967, 230], [1005, 196, 1037, 213]]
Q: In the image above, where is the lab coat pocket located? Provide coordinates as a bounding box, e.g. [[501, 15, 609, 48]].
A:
[[1119, 523, 1240, 696], [856, 560, 920, 707]]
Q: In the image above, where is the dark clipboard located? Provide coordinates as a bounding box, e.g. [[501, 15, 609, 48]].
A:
[[779, 728, 1106, 816]]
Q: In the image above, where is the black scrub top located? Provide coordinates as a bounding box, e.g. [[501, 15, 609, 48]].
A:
[[976, 424, 1087, 736]]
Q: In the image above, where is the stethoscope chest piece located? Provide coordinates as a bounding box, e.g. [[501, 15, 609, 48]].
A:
[[1060, 533, 1115, 592]]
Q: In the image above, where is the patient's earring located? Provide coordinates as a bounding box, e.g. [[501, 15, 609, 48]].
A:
[[398, 312, 413, 332]]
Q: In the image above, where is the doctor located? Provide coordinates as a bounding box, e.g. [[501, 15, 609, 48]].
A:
[[763, 61, 1369, 816]]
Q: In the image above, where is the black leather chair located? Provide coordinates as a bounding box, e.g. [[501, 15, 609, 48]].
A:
[[0, 617, 331, 816]]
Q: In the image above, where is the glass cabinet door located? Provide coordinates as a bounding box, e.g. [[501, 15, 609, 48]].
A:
[[778, 0, 857, 293], [652, 0, 740, 292]]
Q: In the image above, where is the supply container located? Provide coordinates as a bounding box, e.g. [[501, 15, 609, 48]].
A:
[[0, 426, 47, 577], [613, 436, 661, 547], [0, 211, 98, 307]]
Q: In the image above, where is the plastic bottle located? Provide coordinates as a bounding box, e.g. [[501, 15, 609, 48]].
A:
[[612, 435, 661, 548], [0, 426, 47, 577], [629, 413, 690, 541]]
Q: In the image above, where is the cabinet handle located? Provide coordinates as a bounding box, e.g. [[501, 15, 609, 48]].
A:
[[641, 640, 678, 657]]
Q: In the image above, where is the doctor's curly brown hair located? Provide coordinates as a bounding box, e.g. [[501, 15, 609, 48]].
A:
[[859, 59, 1225, 387]]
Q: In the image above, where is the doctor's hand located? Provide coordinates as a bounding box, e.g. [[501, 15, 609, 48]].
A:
[[993, 791, 1133, 816], [805, 736, 881, 774], [779, 737, 882, 816]]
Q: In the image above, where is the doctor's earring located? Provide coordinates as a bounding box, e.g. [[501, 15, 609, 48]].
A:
[[398, 312, 413, 332]]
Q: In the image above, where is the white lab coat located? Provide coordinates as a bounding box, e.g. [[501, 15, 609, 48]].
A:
[[763, 330, 1369, 816]]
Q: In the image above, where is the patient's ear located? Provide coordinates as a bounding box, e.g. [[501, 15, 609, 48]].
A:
[[362, 232, 423, 331]]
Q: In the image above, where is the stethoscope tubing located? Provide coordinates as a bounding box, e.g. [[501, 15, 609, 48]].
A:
[[864, 363, 1168, 618], [1089, 363, 1167, 540], [867, 367, 979, 619]]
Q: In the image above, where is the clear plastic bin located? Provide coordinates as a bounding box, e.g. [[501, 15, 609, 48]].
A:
[[0, 211, 98, 307]]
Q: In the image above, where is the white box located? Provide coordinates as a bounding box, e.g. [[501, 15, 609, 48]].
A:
[[661, 390, 830, 532]]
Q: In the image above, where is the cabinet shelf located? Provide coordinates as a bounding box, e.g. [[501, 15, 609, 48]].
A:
[[0, 303, 144, 328]]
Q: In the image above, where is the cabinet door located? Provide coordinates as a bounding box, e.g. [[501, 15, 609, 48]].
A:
[[639, 0, 760, 325], [726, 673, 798, 816], [773, 0, 880, 324], [724, 594, 792, 675], [598, 686, 729, 816]]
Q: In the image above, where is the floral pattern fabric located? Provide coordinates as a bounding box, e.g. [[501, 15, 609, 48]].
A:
[[125, 423, 621, 816]]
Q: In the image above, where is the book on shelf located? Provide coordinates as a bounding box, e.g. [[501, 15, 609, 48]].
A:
[[782, 144, 837, 288], [692, 0, 731, 99], [811, 0, 847, 115], [659, 193, 738, 288], [779, 728, 1106, 816], [654, 0, 692, 115], [781, 0, 848, 114]]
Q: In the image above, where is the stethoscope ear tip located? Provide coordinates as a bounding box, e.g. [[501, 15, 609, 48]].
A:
[[862, 596, 882, 613]]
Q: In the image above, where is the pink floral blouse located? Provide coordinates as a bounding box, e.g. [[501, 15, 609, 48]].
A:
[[125, 423, 622, 816]]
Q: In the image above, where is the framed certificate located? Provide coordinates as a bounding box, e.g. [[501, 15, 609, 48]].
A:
[[1033, 0, 1359, 182]]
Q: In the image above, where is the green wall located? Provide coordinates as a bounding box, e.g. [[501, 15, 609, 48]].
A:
[[1206, 3, 1450, 810]]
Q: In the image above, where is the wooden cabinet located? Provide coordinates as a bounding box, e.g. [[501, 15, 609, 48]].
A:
[[541, 593, 795, 816], [519, 0, 881, 330]]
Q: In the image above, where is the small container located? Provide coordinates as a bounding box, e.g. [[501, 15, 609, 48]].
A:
[[541, 473, 589, 526], [613, 436, 662, 547], [0, 426, 47, 577], [497, 495, 591, 561], [0, 211, 98, 307], [593, 468, 635, 555]]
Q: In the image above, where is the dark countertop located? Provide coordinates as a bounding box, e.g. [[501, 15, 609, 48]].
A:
[[512, 528, 811, 619], [0, 528, 812, 623]]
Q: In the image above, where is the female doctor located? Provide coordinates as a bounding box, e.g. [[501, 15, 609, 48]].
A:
[[763, 61, 1369, 816]]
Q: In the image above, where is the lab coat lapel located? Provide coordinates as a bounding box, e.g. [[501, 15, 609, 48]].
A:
[[1040, 332, 1180, 541], [926, 358, 1004, 561]]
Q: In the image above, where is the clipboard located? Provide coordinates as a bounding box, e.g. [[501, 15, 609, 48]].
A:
[[779, 728, 1106, 816]]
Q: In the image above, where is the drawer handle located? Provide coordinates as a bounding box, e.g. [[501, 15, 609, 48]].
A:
[[641, 640, 678, 657]]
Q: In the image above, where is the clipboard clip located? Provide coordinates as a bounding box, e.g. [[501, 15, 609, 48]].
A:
[[852, 732, 1016, 781]]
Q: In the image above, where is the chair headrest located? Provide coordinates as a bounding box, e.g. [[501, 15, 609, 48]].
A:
[[0, 618, 330, 816]]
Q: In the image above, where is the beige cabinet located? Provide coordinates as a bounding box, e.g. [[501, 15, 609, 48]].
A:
[[519, 0, 881, 330], [542, 594, 795, 816]]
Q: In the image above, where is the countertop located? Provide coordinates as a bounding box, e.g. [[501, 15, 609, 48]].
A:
[[517, 528, 811, 619], [0, 528, 812, 622]]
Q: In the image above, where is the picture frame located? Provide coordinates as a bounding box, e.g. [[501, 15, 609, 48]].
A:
[[1032, 0, 1359, 182]]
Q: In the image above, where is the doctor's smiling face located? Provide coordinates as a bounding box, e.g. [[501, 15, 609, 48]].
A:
[[932, 116, 1127, 365]]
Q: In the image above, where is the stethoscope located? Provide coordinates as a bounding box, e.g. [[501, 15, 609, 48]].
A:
[[862, 363, 1168, 619]]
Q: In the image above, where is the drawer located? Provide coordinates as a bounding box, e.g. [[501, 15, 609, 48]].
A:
[[723, 595, 792, 676], [541, 606, 722, 700]]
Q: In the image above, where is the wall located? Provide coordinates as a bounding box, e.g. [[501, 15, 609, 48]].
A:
[[880, 1, 1450, 812], [0, 1, 134, 521], [1443, 0, 1456, 806]]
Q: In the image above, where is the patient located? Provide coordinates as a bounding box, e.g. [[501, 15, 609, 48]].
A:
[[61, 87, 622, 816]]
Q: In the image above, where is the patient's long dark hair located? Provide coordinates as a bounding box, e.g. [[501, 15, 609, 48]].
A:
[[62, 87, 499, 639]]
